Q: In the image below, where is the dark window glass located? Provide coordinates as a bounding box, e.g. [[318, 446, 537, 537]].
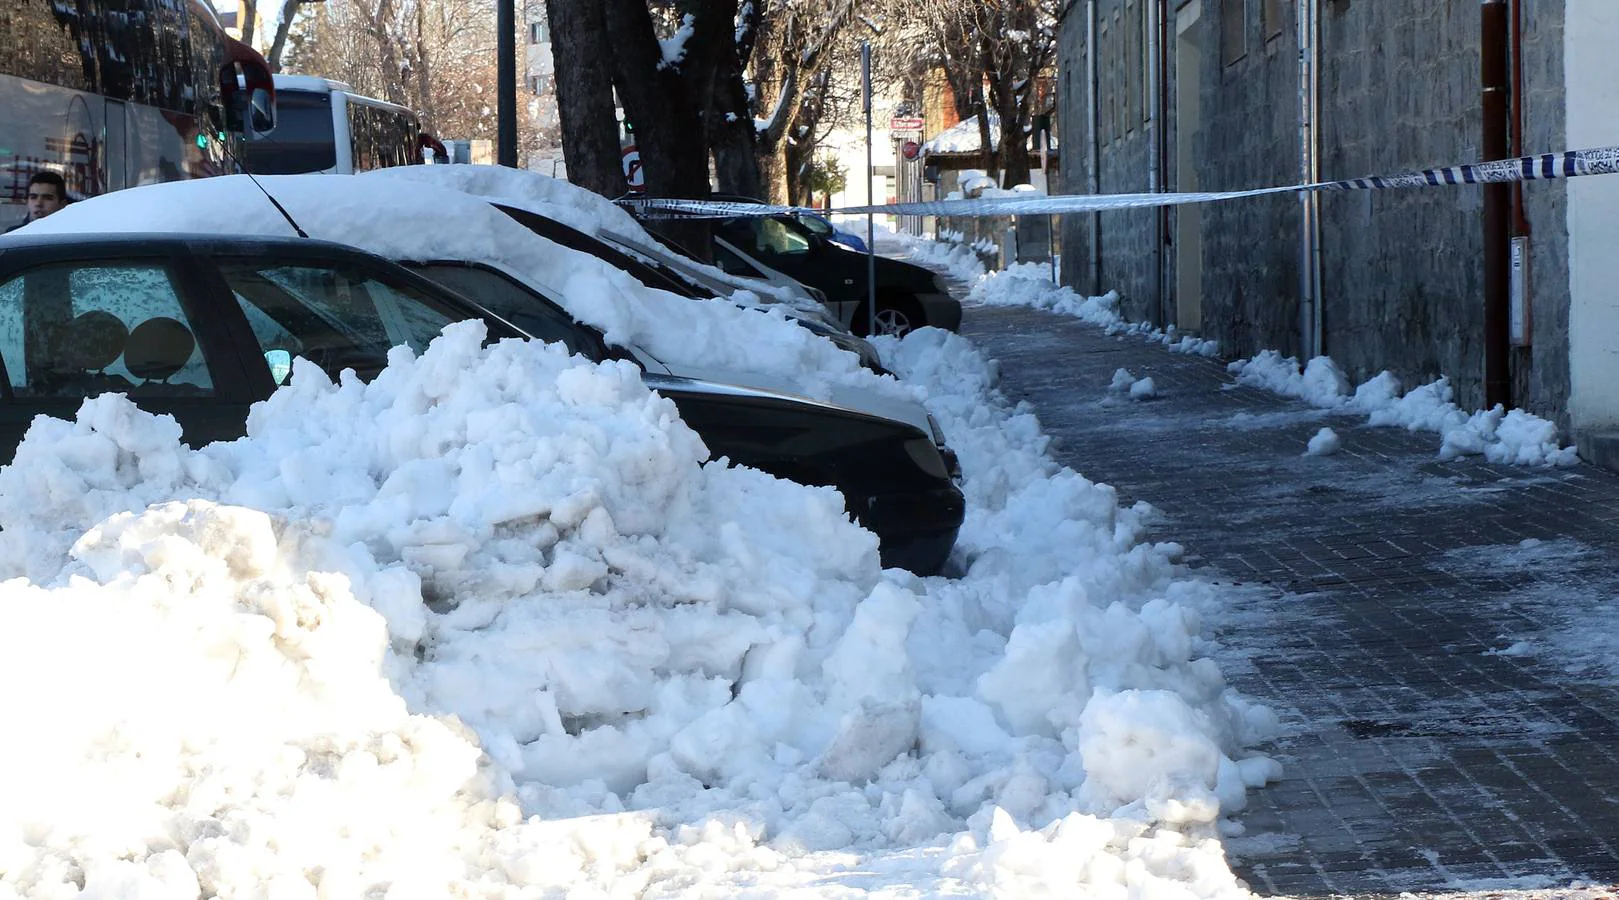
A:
[[1223, 0, 1247, 66], [347, 99, 419, 172], [0, 262, 215, 398], [1263, 0, 1283, 40], [243, 90, 338, 174], [218, 260, 457, 383], [711, 242, 759, 278], [408, 263, 604, 361]]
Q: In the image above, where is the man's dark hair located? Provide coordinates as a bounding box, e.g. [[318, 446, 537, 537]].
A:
[[27, 170, 66, 200]]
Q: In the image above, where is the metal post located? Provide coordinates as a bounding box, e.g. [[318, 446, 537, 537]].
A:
[[1297, 0, 1323, 359], [1482, 0, 1511, 407], [496, 0, 517, 167], [1086, 0, 1101, 294], [863, 41, 877, 336]]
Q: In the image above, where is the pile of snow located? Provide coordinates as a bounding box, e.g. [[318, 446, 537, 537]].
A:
[[1108, 368, 1158, 401], [20, 172, 899, 406], [1229, 351, 1578, 467], [923, 253, 1574, 469], [0, 313, 1278, 894], [897, 233, 988, 284], [968, 265, 1221, 358], [1305, 427, 1341, 456]]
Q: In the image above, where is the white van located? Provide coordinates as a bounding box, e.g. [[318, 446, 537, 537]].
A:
[[242, 74, 430, 175]]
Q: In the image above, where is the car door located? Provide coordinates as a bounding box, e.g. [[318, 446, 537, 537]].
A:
[[201, 252, 493, 390], [715, 216, 863, 309], [0, 251, 259, 463]]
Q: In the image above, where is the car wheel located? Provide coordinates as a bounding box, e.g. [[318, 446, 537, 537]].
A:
[[856, 294, 923, 338]]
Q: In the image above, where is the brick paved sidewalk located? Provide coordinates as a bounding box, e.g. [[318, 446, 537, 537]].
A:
[[959, 302, 1619, 898]]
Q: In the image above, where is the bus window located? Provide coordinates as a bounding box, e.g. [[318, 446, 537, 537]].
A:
[[243, 91, 338, 175]]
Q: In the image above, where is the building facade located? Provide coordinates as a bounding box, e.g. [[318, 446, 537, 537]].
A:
[[1056, 0, 1619, 454]]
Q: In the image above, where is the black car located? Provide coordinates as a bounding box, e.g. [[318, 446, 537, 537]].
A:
[[487, 203, 889, 374], [629, 197, 962, 338], [0, 233, 963, 574]]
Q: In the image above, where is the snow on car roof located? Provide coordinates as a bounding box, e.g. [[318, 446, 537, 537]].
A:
[[19, 171, 903, 405]]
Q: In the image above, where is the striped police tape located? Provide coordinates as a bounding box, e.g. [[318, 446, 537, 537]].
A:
[[617, 145, 1619, 220]]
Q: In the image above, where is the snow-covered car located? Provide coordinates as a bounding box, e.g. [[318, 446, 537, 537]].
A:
[[362, 165, 855, 345], [483, 201, 888, 375], [624, 202, 961, 337], [0, 232, 964, 573]]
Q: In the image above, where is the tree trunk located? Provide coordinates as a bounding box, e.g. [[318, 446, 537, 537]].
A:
[[708, 48, 762, 196], [972, 80, 997, 181], [600, 0, 709, 199], [266, 0, 303, 70], [240, 0, 257, 46], [544, 0, 627, 197], [762, 146, 790, 203]]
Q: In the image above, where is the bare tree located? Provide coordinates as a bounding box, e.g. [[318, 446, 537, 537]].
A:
[[884, 0, 1057, 186]]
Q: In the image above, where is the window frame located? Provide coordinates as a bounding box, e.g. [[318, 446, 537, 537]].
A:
[[0, 244, 257, 404]]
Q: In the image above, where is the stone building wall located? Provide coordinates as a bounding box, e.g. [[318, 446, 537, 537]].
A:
[[1056, 0, 1570, 418]]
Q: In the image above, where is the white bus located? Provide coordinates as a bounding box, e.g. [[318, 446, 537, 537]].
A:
[[0, 0, 277, 230], [242, 75, 440, 175]]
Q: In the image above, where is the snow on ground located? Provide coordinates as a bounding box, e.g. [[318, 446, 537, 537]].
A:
[[0, 178, 1285, 897], [946, 258, 1576, 468]]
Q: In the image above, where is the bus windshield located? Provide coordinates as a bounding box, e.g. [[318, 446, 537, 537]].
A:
[[242, 91, 338, 175]]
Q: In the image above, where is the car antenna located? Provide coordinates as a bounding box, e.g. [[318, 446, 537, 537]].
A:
[[213, 124, 310, 239]]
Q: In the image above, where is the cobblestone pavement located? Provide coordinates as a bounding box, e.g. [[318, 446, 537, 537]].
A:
[[957, 301, 1619, 899]]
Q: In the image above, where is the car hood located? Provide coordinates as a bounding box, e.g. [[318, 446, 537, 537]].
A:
[[643, 361, 934, 436]]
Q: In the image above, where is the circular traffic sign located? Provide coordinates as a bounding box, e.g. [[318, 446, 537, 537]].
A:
[[901, 140, 921, 161], [622, 145, 645, 191]]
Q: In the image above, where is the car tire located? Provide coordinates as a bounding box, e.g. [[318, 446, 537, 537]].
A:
[[855, 293, 923, 338]]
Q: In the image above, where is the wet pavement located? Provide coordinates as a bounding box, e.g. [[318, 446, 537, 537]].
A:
[[957, 300, 1619, 899]]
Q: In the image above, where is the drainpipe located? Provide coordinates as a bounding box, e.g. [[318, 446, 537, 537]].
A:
[[1482, 0, 1511, 408], [1297, 0, 1324, 358], [1146, 0, 1162, 326], [1087, 0, 1102, 293], [1508, 0, 1531, 346], [1156, 0, 1171, 330]]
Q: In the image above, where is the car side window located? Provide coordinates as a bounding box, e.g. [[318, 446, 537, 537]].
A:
[[0, 263, 215, 399], [747, 218, 812, 258], [712, 242, 758, 278], [407, 263, 605, 362], [217, 261, 459, 384]]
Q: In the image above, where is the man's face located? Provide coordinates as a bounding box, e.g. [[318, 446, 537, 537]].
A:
[[26, 183, 64, 220]]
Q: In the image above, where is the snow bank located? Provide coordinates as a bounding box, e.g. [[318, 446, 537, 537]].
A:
[[0, 315, 1276, 895], [1229, 351, 1578, 467], [911, 247, 1574, 468]]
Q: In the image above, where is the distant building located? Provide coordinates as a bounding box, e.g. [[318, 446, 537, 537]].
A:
[[522, 6, 562, 175], [1057, 0, 1619, 464]]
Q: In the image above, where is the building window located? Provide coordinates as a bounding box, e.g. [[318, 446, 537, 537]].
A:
[[1222, 0, 1247, 66], [1126, 1, 1141, 129], [528, 21, 549, 44], [1263, 0, 1283, 40]]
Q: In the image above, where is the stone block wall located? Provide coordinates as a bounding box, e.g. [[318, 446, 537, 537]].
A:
[[1056, 0, 1570, 419]]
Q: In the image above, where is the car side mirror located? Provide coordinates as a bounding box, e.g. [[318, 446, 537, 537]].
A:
[[249, 87, 276, 135], [265, 349, 292, 385]]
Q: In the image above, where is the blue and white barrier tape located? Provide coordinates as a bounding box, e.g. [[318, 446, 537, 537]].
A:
[[618, 145, 1619, 220]]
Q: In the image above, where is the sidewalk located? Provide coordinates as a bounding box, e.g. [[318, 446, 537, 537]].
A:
[[957, 301, 1619, 898]]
